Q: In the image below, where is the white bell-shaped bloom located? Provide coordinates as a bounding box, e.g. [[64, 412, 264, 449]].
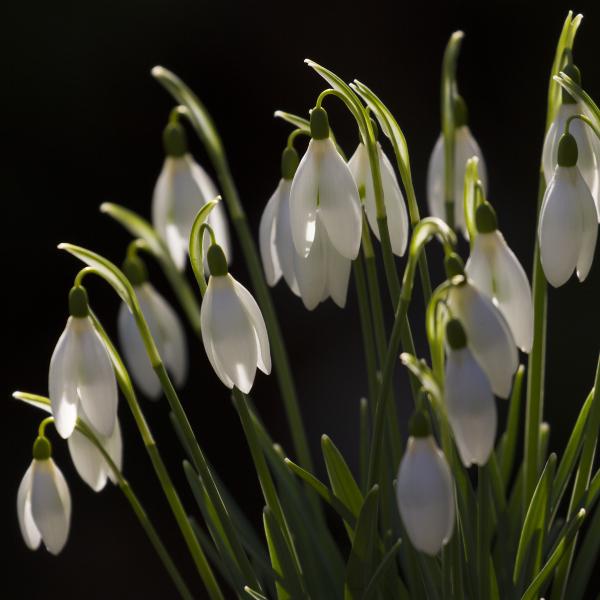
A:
[[396, 420, 455, 556], [447, 279, 518, 398], [427, 120, 487, 236], [539, 163, 598, 288], [49, 290, 118, 439], [68, 408, 123, 492], [17, 453, 71, 555], [201, 245, 271, 393], [348, 142, 409, 256], [152, 122, 231, 271], [118, 260, 187, 399], [289, 107, 362, 260], [444, 319, 496, 467], [542, 102, 599, 219], [465, 204, 533, 353]]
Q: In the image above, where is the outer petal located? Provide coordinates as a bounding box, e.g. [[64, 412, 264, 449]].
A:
[[293, 219, 328, 310], [348, 143, 370, 192], [290, 140, 319, 257], [31, 459, 71, 555], [151, 158, 173, 262], [49, 318, 81, 439], [396, 436, 455, 555], [118, 302, 161, 399], [448, 283, 518, 398], [445, 347, 497, 466], [231, 277, 272, 375], [67, 427, 108, 492], [259, 182, 283, 286], [201, 276, 257, 393], [538, 167, 583, 287], [317, 138, 362, 259], [426, 134, 445, 221], [17, 464, 42, 550], [105, 419, 123, 485], [574, 170, 598, 281], [466, 231, 534, 353], [275, 179, 300, 296], [324, 226, 352, 308], [77, 317, 118, 437]]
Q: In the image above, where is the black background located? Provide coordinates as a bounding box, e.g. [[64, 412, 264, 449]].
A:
[[2, 0, 599, 598]]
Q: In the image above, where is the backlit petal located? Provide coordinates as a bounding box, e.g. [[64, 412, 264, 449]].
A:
[[17, 464, 41, 550], [259, 182, 283, 286], [293, 219, 327, 310]]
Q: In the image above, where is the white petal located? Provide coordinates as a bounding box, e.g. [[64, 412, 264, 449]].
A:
[[17, 464, 41, 550], [448, 283, 518, 398], [201, 276, 257, 393], [118, 302, 161, 399], [427, 134, 445, 221], [396, 437, 455, 555], [574, 172, 598, 281], [324, 227, 352, 308], [293, 219, 328, 310], [105, 419, 123, 485], [445, 347, 497, 466], [290, 140, 319, 257], [466, 232, 534, 353], [259, 182, 283, 286], [49, 318, 80, 439], [77, 317, 118, 437], [31, 459, 71, 555], [539, 167, 583, 287], [231, 278, 272, 375], [317, 138, 362, 259], [151, 159, 173, 260], [275, 179, 300, 296], [68, 428, 108, 492], [348, 143, 370, 191]]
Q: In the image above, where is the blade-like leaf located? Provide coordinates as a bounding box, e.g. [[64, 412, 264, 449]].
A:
[[273, 110, 310, 131], [362, 539, 404, 600]]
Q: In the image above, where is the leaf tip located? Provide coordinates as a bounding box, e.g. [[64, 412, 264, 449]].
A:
[[151, 65, 164, 78]]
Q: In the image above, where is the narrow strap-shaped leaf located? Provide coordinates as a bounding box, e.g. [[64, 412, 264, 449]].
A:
[[567, 503, 600, 598], [244, 588, 269, 600], [344, 486, 380, 600], [273, 110, 309, 131], [362, 539, 404, 600]]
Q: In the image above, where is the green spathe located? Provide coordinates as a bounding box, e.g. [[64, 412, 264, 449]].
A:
[[475, 202, 498, 234], [68, 285, 89, 318], [207, 244, 228, 276], [281, 147, 299, 180], [310, 106, 330, 140], [446, 318, 468, 350], [123, 255, 149, 286], [163, 121, 188, 157], [444, 252, 465, 279], [32, 435, 52, 461], [409, 410, 432, 438], [557, 133, 578, 167]]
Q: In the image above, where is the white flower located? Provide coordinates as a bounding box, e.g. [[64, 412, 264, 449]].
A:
[[201, 245, 271, 393], [543, 102, 599, 220], [396, 417, 455, 556], [447, 278, 518, 398], [465, 203, 534, 353], [289, 107, 362, 260], [444, 319, 496, 467], [539, 134, 598, 287], [427, 100, 487, 236], [118, 259, 187, 398], [68, 409, 123, 492], [152, 122, 231, 271], [49, 288, 118, 439], [17, 446, 71, 555], [348, 142, 409, 256]]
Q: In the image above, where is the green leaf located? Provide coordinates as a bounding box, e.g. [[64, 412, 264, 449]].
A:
[[567, 504, 600, 598], [188, 199, 221, 295], [273, 110, 310, 131], [244, 588, 269, 600], [399, 353, 442, 404], [344, 486, 380, 600], [12, 391, 51, 412], [362, 539, 403, 600], [462, 156, 482, 245]]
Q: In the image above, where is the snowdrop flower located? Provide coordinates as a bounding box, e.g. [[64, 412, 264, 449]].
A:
[[49, 287, 118, 439], [465, 203, 534, 352], [259, 147, 301, 296], [444, 319, 496, 467], [118, 256, 187, 399], [348, 141, 409, 256], [396, 411, 455, 556], [539, 133, 598, 287], [542, 64, 600, 218], [17, 436, 71, 555], [289, 107, 362, 260], [152, 120, 231, 271], [446, 255, 518, 398], [201, 244, 271, 393], [427, 96, 487, 235], [68, 409, 123, 492]]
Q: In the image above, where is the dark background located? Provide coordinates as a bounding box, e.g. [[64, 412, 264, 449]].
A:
[[2, 0, 599, 598]]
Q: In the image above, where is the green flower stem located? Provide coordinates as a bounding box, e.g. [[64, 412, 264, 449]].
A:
[[152, 68, 313, 477]]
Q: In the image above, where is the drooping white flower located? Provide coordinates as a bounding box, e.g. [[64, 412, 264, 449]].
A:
[[152, 121, 231, 271], [465, 203, 534, 353], [446, 267, 518, 399], [118, 257, 187, 399], [17, 438, 71, 555], [427, 96, 487, 235], [542, 65, 599, 219], [68, 408, 123, 492], [259, 148, 300, 296], [444, 319, 496, 467], [201, 245, 271, 393], [289, 107, 362, 260], [396, 413, 455, 556], [539, 134, 598, 288], [49, 287, 118, 439], [348, 142, 409, 256]]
